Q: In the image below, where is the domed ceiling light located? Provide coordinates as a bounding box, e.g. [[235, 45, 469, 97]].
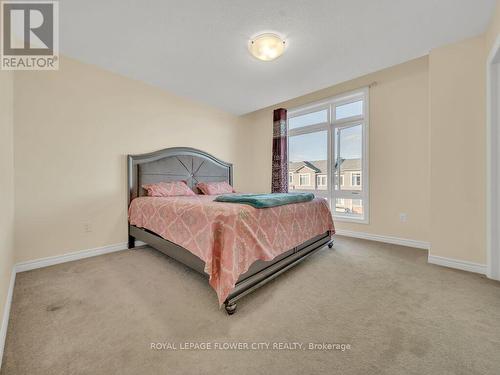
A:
[[248, 33, 286, 61]]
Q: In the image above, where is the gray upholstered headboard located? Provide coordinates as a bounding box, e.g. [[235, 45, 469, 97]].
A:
[[127, 147, 233, 204]]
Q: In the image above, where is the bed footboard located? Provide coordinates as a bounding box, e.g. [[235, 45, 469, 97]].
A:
[[223, 233, 333, 315], [129, 225, 333, 314]]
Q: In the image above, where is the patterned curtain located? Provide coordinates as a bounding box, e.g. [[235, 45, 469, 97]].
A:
[[271, 108, 288, 193]]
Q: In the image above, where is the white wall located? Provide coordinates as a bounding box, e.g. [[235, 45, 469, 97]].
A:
[[0, 71, 15, 362], [486, 0, 500, 276], [486, 0, 500, 53]]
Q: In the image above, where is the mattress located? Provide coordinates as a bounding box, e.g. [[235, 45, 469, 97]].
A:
[[128, 194, 335, 304]]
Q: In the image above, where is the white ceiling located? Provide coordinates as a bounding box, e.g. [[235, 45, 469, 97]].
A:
[[60, 0, 496, 115]]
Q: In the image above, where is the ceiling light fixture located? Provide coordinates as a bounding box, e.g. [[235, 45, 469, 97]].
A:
[[248, 33, 286, 62]]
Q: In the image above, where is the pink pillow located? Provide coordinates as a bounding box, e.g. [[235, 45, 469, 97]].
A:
[[142, 181, 195, 197], [196, 181, 235, 195]]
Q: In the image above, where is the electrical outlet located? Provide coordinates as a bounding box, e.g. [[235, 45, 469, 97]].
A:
[[83, 223, 92, 233], [399, 213, 407, 223]]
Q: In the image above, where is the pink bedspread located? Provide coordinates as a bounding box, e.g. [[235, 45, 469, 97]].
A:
[[128, 195, 335, 305]]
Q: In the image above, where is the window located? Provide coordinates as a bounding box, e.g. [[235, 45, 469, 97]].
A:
[[351, 172, 361, 186], [316, 174, 327, 187], [335, 100, 363, 120], [288, 109, 328, 130], [299, 174, 310, 186], [335, 198, 363, 218], [289, 172, 293, 184], [287, 89, 369, 222], [288, 130, 329, 198]]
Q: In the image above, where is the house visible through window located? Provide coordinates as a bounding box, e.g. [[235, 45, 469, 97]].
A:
[[287, 88, 369, 223], [299, 173, 310, 186], [317, 174, 327, 187], [351, 172, 361, 186]]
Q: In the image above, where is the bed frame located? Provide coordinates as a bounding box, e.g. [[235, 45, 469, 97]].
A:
[[127, 147, 333, 315]]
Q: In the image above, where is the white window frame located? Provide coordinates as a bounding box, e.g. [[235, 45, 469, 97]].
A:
[[288, 172, 293, 184], [351, 172, 361, 187], [316, 174, 327, 187], [287, 88, 369, 223], [299, 173, 310, 186]]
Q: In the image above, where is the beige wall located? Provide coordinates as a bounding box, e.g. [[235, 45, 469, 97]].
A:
[[427, 0, 499, 265], [10, 1, 500, 266], [0, 72, 15, 348], [429, 36, 486, 264], [242, 57, 431, 242], [13, 56, 244, 262]]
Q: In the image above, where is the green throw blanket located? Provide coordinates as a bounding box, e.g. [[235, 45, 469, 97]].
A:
[[214, 192, 315, 208]]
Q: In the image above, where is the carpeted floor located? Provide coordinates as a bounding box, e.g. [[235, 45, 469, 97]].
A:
[[2, 236, 500, 375]]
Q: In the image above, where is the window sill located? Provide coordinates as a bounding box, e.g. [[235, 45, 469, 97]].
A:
[[333, 214, 369, 224]]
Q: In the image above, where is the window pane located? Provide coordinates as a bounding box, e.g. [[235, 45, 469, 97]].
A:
[[334, 198, 364, 218], [289, 131, 329, 200], [335, 100, 363, 120], [288, 109, 327, 129], [335, 125, 362, 191], [316, 174, 327, 187]]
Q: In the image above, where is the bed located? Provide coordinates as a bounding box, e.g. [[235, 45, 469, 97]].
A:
[[127, 147, 335, 314]]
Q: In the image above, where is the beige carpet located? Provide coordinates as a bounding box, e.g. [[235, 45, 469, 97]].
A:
[[2, 236, 500, 375]]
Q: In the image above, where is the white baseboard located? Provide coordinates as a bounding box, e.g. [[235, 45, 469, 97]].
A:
[[428, 255, 487, 275], [335, 229, 430, 250], [15, 242, 130, 273], [0, 268, 16, 370], [334, 229, 486, 274]]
